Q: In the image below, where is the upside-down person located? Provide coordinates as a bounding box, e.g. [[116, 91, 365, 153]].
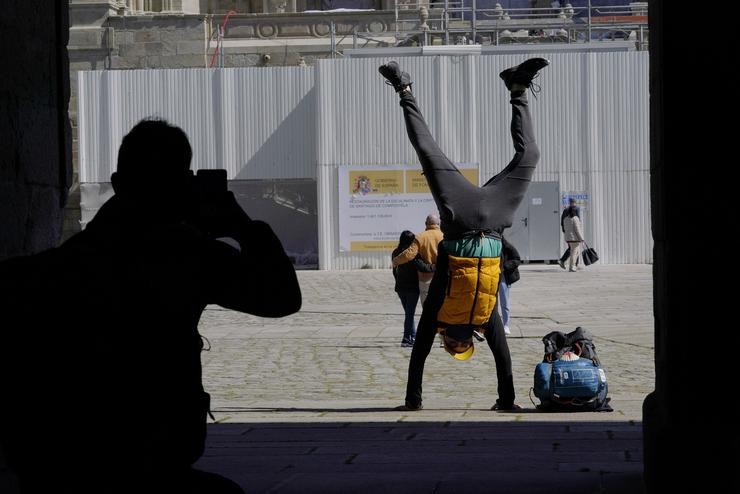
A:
[[379, 57, 549, 411]]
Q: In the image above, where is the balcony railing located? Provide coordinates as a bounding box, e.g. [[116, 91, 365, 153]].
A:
[[350, 2, 648, 50]]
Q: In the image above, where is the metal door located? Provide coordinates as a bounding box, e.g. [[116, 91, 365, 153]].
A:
[[505, 182, 561, 262]]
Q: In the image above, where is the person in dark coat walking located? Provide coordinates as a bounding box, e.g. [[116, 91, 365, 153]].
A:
[[498, 236, 522, 335], [392, 230, 435, 347]]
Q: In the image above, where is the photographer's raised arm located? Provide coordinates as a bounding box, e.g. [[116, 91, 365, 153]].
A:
[[202, 193, 301, 317]]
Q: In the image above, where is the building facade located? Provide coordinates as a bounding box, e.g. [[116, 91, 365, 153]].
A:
[[67, 1, 649, 269]]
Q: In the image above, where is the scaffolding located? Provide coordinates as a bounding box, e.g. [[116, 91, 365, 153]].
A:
[[350, 2, 648, 51]]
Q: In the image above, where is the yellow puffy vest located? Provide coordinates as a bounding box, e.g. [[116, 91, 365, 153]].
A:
[[437, 254, 501, 329]]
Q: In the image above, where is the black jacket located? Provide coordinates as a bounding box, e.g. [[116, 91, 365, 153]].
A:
[[0, 195, 301, 488], [501, 237, 522, 285], [392, 247, 435, 293]]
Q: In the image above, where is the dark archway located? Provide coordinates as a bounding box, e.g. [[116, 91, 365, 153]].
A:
[[643, 1, 737, 492]]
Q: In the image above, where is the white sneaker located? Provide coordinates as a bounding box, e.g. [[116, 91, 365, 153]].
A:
[[504, 325, 511, 335]]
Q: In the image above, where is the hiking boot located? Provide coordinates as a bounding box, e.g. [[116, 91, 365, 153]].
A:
[[395, 402, 423, 411], [491, 401, 523, 411], [499, 57, 550, 94], [379, 61, 412, 93]]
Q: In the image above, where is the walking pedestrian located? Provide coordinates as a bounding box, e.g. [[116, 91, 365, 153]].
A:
[[392, 231, 435, 347], [560, 198, 584, 271], [498, 236, 522, 336], [392, 213, 444, 306]]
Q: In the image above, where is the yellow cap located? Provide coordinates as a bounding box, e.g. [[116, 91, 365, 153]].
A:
[[442, 338, 476, 361]]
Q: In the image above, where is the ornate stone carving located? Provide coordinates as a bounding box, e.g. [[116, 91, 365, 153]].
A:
[[311, 22, 332, 37], [257, 23, 278, 38], [367, 20, 386, 33]]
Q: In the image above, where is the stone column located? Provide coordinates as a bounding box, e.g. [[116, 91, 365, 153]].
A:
[[174, 0, 201, 13], [129, 0, 143, 13], [0, 0, 71, 257]]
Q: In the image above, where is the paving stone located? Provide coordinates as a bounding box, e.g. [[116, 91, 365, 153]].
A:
[[188, 265, 655, 492]]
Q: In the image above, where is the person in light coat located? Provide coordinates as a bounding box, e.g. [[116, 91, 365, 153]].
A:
[[561, 199, 585, 272]]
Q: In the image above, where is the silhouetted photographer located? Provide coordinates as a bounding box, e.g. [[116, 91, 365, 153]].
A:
[[0, 119, 302, 493]]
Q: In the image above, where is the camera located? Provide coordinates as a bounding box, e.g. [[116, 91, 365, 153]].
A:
[[187, 169, 230, 232], [193, 169, 228, 198]]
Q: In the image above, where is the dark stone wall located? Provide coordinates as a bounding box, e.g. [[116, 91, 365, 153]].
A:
[[0, 4, 69, 492], [643, 1, 738, 492], [0, 1, 71, 260]]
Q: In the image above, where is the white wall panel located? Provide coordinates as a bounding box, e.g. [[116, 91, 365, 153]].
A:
[[78, 67, 315, 183], [316, 51, 650, 268], [78, 51, 650, 268]]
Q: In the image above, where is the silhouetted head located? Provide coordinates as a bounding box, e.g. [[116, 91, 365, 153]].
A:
[[397, 230, 415, 251], [111, 119, 193, 218]]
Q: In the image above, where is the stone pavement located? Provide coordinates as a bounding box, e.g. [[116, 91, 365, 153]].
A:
[[193, 263, 654, 493]]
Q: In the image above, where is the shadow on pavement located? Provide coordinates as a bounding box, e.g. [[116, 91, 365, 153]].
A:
[[214, 407, 616, 415], [196, 420, 644, 493]]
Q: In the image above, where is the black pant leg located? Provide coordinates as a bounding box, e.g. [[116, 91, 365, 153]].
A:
[[404, 248, 449, 407], [485, 306, 516, 406], [398, 91, 477, 235], [481, 94, 541, 231], [560, 247, 570, 263], [508, 94, 538, 157], [404, 304, 436, 408], [399, 91, 463, 179]]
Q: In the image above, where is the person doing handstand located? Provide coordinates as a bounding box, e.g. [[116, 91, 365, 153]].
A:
[[379, 57, 548, 411]]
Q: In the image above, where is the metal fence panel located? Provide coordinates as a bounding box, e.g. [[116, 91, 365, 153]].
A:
[[78, 67, 316, 183], [78, 52, 650, 268], [316, 51, 650, 268]]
